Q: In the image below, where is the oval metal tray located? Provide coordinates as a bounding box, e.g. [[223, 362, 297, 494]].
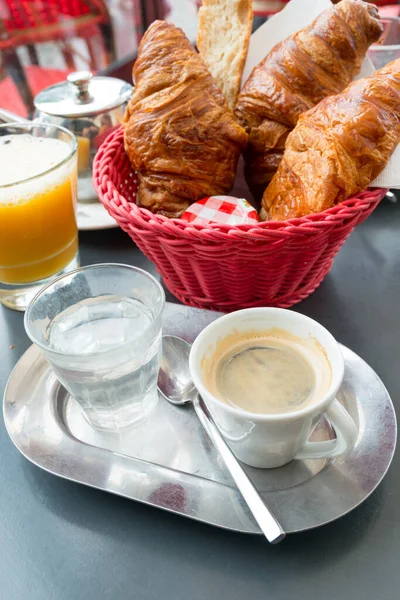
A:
[[3, 303, 397, 534]]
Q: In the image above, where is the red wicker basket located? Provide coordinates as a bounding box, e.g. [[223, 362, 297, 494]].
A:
[[93, 127, 386, 312]]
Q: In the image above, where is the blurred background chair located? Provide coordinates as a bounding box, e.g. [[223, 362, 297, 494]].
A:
[[0, 0, 116, 117]]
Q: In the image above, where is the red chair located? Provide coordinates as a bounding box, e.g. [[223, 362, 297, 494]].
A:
[[0, 0, 116, 117]]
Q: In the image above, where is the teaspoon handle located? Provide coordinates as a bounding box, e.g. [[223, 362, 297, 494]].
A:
[[193, 395, 285, 544]]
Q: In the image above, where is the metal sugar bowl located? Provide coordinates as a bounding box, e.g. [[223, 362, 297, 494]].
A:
[[34, 71, 132, 203]]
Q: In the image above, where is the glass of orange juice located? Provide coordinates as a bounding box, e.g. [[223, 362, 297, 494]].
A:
[[0, 123, 79, 310]]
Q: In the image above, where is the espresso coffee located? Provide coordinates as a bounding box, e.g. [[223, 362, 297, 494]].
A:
[[201, 329, 332, 415]]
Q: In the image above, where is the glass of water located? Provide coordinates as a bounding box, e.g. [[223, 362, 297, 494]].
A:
[[24, 263, 165, 431]]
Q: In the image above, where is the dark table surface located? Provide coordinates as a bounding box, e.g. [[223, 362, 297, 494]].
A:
[[1, 196, 399, 600]]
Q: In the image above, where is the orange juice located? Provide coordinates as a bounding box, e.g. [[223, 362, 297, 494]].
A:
[[0, 134, 78, 285], [76, 135, 91, 173]]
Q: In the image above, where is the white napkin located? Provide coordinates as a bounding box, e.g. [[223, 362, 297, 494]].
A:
[[242, 0, 398, 188]]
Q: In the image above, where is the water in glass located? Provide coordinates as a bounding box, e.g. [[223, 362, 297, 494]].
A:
[[48, 295, 161, 430]]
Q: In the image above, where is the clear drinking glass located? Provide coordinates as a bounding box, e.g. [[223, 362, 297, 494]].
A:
[[368, 17, 400, 70], [0, 123, 79, 311], [24, 264, 165, 431]]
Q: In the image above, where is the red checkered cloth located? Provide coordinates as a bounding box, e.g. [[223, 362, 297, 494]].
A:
[[180, 196, 259, 226]]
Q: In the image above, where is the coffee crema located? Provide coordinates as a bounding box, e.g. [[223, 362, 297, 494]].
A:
[[201, 328, 332, 415]]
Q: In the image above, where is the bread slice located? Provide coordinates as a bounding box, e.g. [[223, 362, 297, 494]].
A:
[[197, 0, 253, 110]]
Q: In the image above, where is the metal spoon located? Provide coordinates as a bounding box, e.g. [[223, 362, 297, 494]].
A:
[[157, 335, 285, 544]]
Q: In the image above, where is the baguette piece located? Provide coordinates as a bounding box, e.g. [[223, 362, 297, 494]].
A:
[[197, 0, 253, 110]]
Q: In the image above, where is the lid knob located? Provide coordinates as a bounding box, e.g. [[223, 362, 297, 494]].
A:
[[67, 71, 94, 104]]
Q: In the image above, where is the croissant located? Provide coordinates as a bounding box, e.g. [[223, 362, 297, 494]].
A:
[[124, 21, 248, 218], [261, 59, 400, 221], [235, 0, 383, 198]]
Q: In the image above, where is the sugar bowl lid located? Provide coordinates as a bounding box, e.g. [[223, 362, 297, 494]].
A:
[[34, 71, 133, 118]]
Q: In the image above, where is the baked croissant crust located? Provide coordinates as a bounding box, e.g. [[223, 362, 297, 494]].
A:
[[235, 0, 383, 198], [261, 59, 400, 221], [124, 20, 248, 218]]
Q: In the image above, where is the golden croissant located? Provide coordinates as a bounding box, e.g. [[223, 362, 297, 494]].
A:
[[124, 21, 248, 218], [261, 59, 400, 221], [235, 0, 383, 198]]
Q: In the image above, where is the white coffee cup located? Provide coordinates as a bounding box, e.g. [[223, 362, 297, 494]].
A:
[[189, 308, 357, 469]]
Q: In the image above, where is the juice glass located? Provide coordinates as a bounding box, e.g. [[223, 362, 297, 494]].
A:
[[0, 123, 79, 311]]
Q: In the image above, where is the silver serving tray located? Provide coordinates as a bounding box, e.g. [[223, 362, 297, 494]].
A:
[[3, 303, 397, 534]]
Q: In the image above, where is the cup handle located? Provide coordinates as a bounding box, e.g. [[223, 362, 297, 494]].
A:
[[294, 399, 358, 461]]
